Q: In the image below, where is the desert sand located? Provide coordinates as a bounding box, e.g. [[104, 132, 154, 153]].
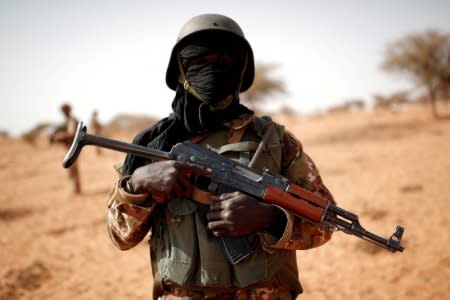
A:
[[1, 105, 449, 299]]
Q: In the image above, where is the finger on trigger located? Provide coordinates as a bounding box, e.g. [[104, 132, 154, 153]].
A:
[[184, 163, 211, 175]]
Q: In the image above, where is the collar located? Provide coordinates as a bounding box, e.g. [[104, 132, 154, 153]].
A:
[[189, 112, 255, 144]]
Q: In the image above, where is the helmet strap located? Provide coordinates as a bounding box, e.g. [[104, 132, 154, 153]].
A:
[[176, 47, 249, 109], [177, 53, 204, 101]]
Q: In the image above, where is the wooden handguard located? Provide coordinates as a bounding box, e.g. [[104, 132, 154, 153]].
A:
[[263, 185, 326, 222]]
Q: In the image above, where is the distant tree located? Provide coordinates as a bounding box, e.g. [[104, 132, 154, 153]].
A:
[[0, 130, 9, 138], [279, 105, 297, 116], [21, 122, 54, 145], [348, 99, 366, 110], [104, 114, 157, 134], [326, 98, 366, 114], [373, 91, 411, 110], [241, 62, 287, 109], [381, 29, 450, 118]]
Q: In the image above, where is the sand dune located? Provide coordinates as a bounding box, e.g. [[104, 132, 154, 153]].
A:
[[1, 105, 449, 299]]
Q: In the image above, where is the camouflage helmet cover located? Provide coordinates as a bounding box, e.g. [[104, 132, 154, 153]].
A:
[[165, 14, 255, 92]]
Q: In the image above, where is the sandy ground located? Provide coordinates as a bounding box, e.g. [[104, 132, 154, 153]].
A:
[[1, 105, 449, 299]]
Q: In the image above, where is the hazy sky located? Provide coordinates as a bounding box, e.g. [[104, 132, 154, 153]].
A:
[[1, 0, 449, 136]]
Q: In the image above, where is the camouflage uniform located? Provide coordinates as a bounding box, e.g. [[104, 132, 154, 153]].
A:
[[107, 113, 335, 300]]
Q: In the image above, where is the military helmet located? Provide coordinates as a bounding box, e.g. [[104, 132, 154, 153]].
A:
[[165, 14, 255, 92]]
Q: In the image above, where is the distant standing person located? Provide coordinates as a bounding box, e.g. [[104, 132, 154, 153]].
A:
[[51, 103, 82, 194], [90, 110, 102, 155]]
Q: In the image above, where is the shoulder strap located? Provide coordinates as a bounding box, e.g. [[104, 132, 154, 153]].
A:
[[249, 116, 285, 171], [216, 141, 259, 154], [248, 122, 275, 168]]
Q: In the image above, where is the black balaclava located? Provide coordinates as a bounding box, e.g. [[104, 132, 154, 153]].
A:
[[173, 34, 249, 133], [179, 39, 246, 106]]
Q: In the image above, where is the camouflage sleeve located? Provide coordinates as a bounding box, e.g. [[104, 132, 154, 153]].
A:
[[260, 130, 336, 251], [107, 176, 156, 250]]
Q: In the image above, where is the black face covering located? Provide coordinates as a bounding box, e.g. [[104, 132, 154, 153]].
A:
[[178, 41, 247, 107], [184, 62, 241, 106]]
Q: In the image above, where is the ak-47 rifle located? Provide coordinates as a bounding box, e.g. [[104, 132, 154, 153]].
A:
[[63, 122, 405, 263]]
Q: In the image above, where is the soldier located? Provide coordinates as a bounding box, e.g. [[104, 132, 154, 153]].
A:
[[51, 103, 82, 194], [107, 14, 335, 299]]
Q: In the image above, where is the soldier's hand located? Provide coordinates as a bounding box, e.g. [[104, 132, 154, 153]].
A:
[[130, 161, 211, 202], [207, 191, 280, 237]]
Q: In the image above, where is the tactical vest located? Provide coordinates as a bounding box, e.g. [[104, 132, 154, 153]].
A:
[[148, 116, 299, 290]]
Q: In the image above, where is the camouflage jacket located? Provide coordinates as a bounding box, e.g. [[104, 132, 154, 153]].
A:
[[107, 114, 335, 298]]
